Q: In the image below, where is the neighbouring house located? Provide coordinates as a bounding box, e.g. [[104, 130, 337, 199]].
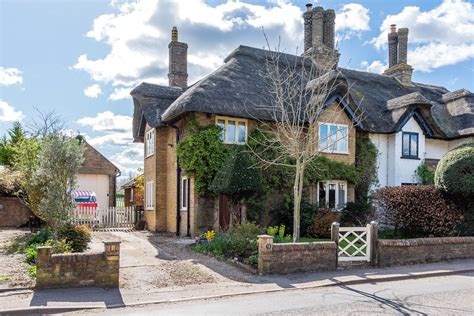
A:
[[130, 6, 473, 236], [77, 141, 120, 209], [122, 175, 144, 208]]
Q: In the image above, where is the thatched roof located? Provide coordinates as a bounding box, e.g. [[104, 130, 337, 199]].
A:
[[131, 45, 473, 141]]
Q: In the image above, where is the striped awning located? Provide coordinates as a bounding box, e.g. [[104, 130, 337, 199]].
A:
[[71, 190, 96, 198]]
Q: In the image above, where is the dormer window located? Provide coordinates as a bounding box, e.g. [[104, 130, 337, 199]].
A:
[[401, 132, 418, 159], [216, 116, 247, 144]]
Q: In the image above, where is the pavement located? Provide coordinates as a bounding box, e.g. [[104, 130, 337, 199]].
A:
[[1, 258, 473, 314]]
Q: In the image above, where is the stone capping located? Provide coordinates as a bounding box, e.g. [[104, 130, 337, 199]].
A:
[[36, 241, 121, 289], [378, 236, 474, 247], [442, 88, 472, 103], [271, 241, 336, 251]]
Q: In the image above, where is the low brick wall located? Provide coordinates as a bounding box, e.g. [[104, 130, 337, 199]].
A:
[[257, 235, 337, 274], [36, 241, 120, 289], [377, 237, 474, 267]]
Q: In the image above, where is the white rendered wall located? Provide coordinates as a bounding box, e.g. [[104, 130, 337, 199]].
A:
[[77, 174, 110, 208], [425, 139, 448, 160]]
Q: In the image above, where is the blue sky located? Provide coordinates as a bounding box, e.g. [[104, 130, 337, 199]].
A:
[[1, 0, 473, 178]]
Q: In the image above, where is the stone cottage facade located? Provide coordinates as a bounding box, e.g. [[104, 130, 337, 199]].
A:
[[131, 4, 473, 236]]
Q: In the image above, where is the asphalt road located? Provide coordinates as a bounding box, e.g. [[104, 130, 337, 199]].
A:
[[92, 272, 474, 315]]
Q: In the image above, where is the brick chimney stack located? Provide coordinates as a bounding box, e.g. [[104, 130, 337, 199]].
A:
[[384, 25, 413, 86], [168, 26, 188, 88], [302, 5, 340, 70]]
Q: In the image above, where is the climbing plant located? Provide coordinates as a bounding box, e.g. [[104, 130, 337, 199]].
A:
[[176, 125, 231, 196], [354, 135, 379, 202]]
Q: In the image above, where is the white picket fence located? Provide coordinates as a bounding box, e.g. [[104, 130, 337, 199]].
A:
[[69, 206, 136, 229]]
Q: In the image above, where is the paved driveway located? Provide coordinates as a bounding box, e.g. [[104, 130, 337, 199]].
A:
[[90, 231, 254, 291]]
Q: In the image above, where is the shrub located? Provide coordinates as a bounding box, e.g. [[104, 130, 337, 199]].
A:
[[27, 265, 36, 278], [232, 222, 265, 239], [415, 164, 434, 185], [372, 185, 463, 238], [435, 142, 474, 197], [266, 224, 291, 243], [44, 239, 72, 254], [24, 245, 38, 264], [340, 201, 373, 226], [307, 209, 339, 239], [57, 223, 91, 252], [27, 227, 52, 246], [271, 200, 318, 236]]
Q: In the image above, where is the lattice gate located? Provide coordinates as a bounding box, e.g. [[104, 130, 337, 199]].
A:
[[331, 222, 377, 263]]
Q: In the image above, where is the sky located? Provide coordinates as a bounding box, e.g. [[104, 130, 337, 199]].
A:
[[1, 0, 473, 179]]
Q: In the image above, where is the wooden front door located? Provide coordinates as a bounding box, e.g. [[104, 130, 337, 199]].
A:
[[219, 194, 230, 231]]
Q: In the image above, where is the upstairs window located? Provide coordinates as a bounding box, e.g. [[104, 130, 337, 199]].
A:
[[319, 123, 348, 154], [216, 116, 247, 144], [145, 129, 155, 157], [401, 132, 418, 159]]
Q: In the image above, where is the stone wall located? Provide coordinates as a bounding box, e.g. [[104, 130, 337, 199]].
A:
[[377, 237, 474, 267], [257, 235, 337, 274], [0, 196, 34, 227], [36, 241, 120, 289]]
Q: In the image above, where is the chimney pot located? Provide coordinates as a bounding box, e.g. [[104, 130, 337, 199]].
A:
[[171, 26, 178, 42], [390, 24, 397, 33], [306, 3, 313, 12]]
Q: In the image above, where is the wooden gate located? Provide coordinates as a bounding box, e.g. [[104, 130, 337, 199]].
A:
[[332, 222, 376, 262], [69, 206, 136, 229]]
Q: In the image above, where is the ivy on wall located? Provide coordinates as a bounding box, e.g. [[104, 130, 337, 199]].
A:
[[354, 135, 379, 202]]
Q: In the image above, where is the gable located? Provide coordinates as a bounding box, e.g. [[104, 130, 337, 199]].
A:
[[79, 143, 119, 176]]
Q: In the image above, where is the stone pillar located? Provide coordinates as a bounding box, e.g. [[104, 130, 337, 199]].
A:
[[397, 28, 409, 64], [104, 241, 121, 287], [168, 27, 188, 89], [36, 246, 52, 289], [303, 7, 313, 53], [323, 9, 335, 50], [388, 25, 398, 68], [312, 7, 324, 49], [257, 235, 273, 275], [369, 221, 378, 266]]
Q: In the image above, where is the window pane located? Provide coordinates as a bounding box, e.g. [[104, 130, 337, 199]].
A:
[[318, 182, 326, 206], [329, 125, 337, 151], [402, 133, 410, 156], [227, 121, 236, 143], [338, 126, 348, 152], [328, 184, 336, 208], [238, 122, 246, 143], [217, 120, 225, 141], [410, 134, 418, 157], [337, 183, 345, 208], [319, 124, 328, 150]]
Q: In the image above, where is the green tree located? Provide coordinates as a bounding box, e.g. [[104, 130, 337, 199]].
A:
[[0, 121, 25, 166], [354, 136, 379, 202]]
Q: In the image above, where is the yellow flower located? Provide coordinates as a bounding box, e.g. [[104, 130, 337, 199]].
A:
[[206, 230, 216, 242]]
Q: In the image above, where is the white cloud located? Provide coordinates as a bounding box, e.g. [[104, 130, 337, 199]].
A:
[[77, 111, 132, 133], [73, 0, 303, 87], [0, 100, 24, 122], [336, 3, 370, 40], [86, 132, 132, 147], [108, 87, 131, 101], [360, 60, 386, 74], [372, 0, 474, 72], [111, 146, 143, 166], [0, 67, 23, 86], [84, 84, 102, 98]]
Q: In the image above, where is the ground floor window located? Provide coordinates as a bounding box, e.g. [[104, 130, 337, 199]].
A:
[[317, 180, 347, 209], [181, 176, 188, 210], [145, 181, 154, 210]]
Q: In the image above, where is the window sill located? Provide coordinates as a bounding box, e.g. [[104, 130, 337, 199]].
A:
[[145, 207, 154, 211], [180, 208, 188, 211], [320, 150, 349, 155], [145, 153, 154, 159], [222, 141, 247, 145], [400, 156, 420, 160]]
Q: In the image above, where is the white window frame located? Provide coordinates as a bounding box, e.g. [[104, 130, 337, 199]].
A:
[[215, 116, 248, 145], [145, 181, 154, 210], [181, 176, 188, 211], [317, 180, 347, 210], [145, 129, 155, 157], [318, 122, 349, 154]]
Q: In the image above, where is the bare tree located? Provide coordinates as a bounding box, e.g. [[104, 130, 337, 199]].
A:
[[249, 44, 362, 241]]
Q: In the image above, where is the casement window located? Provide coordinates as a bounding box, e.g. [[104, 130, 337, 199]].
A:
[[317, 180, 347, 209], [145, 181, 154, 210], [401, 132, 418, 159], [216, 116, 247, 144], [145, 129, 155, 157], [181, 176, 188, 211], [130, 188, 134, 202], [319, 123, 349, 154]]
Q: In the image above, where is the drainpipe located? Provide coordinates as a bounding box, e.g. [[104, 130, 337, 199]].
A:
[[168, 124, 181, 236], [187, 178, 191, 236]]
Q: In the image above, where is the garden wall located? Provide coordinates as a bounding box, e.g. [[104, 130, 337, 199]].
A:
[[257, 235, 337, 274], [36, 241, 120, 289], [377, 237, 474, 267]]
